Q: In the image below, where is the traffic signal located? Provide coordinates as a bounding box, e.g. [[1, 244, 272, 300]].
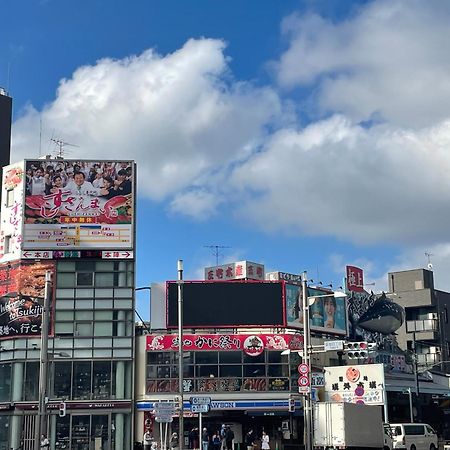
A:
[[59, 402, 66, 417], [367, 342, 378, 351], [345, 341, 368, 359], [288, 395, 295, 412]]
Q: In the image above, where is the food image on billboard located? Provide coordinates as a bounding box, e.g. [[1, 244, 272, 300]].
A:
[[285, 284, 347, 335], [0, 261, 55, 338], [23, 160, 134, 249]]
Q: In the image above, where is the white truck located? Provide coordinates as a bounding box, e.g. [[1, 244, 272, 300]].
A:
[[313, 402, 391, 449]]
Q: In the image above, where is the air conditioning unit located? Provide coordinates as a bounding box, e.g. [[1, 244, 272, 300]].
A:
[[429, 346, 441, 354], [427, 313, 438, 320]]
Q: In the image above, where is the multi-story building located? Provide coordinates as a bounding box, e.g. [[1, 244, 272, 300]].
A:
[[0, 157, 135, 450], [388, 268, 450, 373]]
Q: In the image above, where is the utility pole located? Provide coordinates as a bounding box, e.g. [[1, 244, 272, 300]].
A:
[[35, 271, 53, 450], [177, 260, 184, 449]]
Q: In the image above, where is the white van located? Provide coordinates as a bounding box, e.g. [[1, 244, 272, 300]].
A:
[[390, 423, 437, 450]]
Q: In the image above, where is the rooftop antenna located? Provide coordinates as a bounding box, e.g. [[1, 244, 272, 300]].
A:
[[50, 138, 79, 159], [204, 245, 231, 266], [425, 252, 433, 271]]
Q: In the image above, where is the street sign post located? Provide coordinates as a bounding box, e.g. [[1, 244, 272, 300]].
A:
[[191, 404, 210, 413], [190, 397, 211, 405], [324, 340, 344, 351]]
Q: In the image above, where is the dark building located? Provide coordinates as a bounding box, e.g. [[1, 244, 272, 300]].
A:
[[0, 89, 12, 169]]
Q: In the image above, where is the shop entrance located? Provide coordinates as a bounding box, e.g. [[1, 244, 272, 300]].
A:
[[56, 414, 112, 450]]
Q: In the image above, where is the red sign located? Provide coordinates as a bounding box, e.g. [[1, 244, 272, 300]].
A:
[[146, 333, 303, 353], [346, 266, 365, 293]]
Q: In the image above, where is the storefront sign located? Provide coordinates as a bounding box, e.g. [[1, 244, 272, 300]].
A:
[[346, 266, 365, 293], [324, 363, 385, 405], [204, 261, 265, 281], [146, 333, 303, 353]]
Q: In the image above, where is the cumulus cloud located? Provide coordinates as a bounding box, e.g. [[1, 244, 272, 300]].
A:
[[229, 114, 450, 245], [12, 38, 282, 203], [276, 0, 450, 128]]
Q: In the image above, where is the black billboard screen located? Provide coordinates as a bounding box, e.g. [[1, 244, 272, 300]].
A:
[[166, 281, 284, 328]]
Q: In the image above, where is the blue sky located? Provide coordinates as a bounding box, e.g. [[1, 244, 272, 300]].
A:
[[3, 0, 450, 319]]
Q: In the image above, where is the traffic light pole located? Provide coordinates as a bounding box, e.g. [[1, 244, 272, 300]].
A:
[[301, 272, 313, 450]]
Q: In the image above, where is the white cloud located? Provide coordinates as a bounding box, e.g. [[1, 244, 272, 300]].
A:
[[229, 114, 450, 245], [276, 0, 450, 128], [11, 38, 282, 203]]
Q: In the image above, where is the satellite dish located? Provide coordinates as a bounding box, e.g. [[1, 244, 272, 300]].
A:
[[427, 263, 433, 270]]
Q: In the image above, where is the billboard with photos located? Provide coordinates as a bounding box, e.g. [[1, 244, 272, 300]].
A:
[[23, 160, 134, 250], [285, 284, 348, 336], [0, 260, 55, 338]]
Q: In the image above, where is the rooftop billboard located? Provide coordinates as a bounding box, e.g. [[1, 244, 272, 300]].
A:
[[166, 281, 284, 328], [22, 160, 134, 250], [285, 284, 348, 336]]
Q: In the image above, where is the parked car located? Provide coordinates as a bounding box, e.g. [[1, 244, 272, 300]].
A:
[[389, 423, 437, 450]]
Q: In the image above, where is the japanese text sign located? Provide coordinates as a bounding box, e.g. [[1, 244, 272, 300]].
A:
[[205, 261, 265, 281], [346, 266, 365, 293]]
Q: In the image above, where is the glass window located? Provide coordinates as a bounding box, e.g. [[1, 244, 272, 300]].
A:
[[24, 361, 39, 400], [75, 311, 93, 320], [197, 366, 218, 378], [95, 261, 114, 271], [94, 322, 113, 336], [76, 261, 95, 271], [53, 362, 72, 399], [95, 288, 114, 298], [56, 415, 70, 449], [73, 362, 91, 399], [268, 352, 283, 363], [6, 189, 14, 207], [76, 323, 93, 336], [55, 300, 75, 310], [219, 352, 242, 364], [95, 311, 113, 320], [3, 236, 11, 254], [183, 365, 195, 377], [56, 311, 74, 321], [77, 273, 93, 286], [243, 364, 266, 377], [55, 322, 74, 334], [75, 289, 94, 298], [95, 273, 114, 287], [57, 273, 76, 288], [219, 365, 242, 377], [0, 416, 10, 450], [268, 365, 285, 377], [243, 352, 265, 363], [0, 363, 11, 402], [93, 362, 111, 399], [57, 261, 76, 272], [195, 352, 218, 364]]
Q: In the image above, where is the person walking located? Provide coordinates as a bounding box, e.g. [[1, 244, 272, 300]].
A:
[[40, 434, 50, 450], [261, 432, 270, 450], [143, 429, 153, 450], [202, 428, 209, 450], [220, 425, 227, 450], [225, 427, 234, 450], [170, 432, 179, 450], [245, 429, 255, 450], [212, 431, 221, 450]]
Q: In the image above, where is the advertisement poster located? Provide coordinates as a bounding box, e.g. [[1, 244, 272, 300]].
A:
[[0, 261, 54, 338], [285, 284, 347, 335], [22, 160, 134, 249], [324, 363, 385, 405]]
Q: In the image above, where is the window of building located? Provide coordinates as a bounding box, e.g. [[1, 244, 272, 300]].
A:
[[92, 361, 111, 399], [0, 363, 11, 402], [53, 361, 72, 398], [73, 361, 92, 399], [24, 362, 39, 400], [3, 235, 12, 254], [6, 189, 14, 207]]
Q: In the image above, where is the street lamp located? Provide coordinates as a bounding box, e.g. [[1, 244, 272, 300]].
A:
[[301, 272, 346, 450], [135, 286, 151, 333]]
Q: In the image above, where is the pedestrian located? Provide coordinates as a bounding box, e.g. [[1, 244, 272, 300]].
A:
[[40, 434, 50, 450], [212, 431, 221, 450], [220, 425, 227, 450], [143, 429, 153, 450], [202, 428, 209, 450], [261, 432, 270, 450], [170, 432, 179, 450], [245, 429, 255, 450], [225, 427, 234, 450]]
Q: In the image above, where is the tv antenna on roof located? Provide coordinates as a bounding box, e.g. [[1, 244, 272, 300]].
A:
[[204, 245, 231, 266], [50, 138, 79, 159], [425, 252, 433, 270]]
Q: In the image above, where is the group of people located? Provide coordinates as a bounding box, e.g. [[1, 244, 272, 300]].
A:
[[142, 426, 270, 450], [25, 160, 132, 198]]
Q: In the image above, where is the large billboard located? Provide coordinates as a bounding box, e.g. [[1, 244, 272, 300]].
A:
[[166, 281, 284, 328], [0, 260, 55, 338], [285, 284, 348, 336], [22, 160, 134, 250]]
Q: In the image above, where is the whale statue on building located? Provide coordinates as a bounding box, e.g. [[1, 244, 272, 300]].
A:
[[356, 292, 404, 334]]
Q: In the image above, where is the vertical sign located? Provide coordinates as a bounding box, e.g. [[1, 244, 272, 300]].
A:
[[346, 266, 365, 293]]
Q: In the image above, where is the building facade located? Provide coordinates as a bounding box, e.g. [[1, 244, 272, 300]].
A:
[[388, 268, 450, 373], [0, 158, 136, 450]]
